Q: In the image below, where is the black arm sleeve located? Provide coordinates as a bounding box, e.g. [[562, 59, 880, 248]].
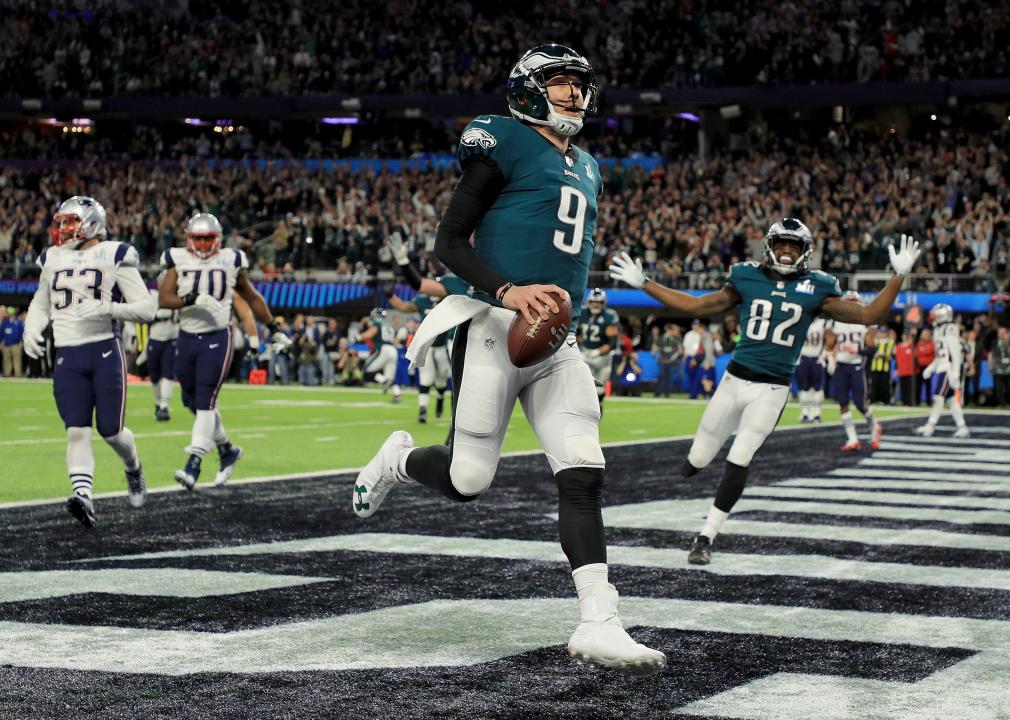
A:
[[434, 157, 509, 296], [400, 260, 423, 290]]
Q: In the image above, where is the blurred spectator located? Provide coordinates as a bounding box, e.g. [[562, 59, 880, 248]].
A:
[[992, 326, 1010, 406], [654, 323, 683, 397], [1, 305, 23, 377], [894, 329, 917, 406], [915, 328, 935, 404]]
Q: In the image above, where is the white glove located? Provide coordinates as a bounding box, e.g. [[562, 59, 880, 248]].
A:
[[76, 299, 113, 321], [922, 364, 934, 380], [389, 231, 409, 266], [608, 252, 648, 289], [193, 294, 224, 314], [23, 328, 45, 359], [136, 347, 148, 366], [270, 331, 293, 354], [825, 354, 837, 376], [888, 234, 921, 277]]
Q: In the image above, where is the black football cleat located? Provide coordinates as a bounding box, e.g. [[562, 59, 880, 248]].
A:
[[67, 494, 97, 528], [688, 535, 712, 565], [418, 407, 428, 424]]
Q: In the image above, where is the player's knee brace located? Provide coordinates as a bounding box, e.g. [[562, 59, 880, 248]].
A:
[[713, 461, 749, 513]]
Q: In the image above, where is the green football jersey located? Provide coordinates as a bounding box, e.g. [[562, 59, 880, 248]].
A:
[[458, 114, 601, 325], [435, 273, 470, 342], [578, 307, 620, 350], [371, 317, 396, 348], [726, 262, 842, 378]]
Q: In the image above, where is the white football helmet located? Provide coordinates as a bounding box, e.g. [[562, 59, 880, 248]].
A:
[[186, 213, 223, 259], [764, 218, 814, 276], [49, 196, 107, 248], [929, 303, 953, 326]]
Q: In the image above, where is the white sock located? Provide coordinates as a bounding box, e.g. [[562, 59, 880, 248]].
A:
[[392, 384, 401, 397], [950, 398, 967, 428], [926, 396, 944, 427], [187, 410, 216, 457], [798, 390, 810, 419], [418, 392, 430, 409], [103, 428, 140, 471], [863, 408, 876, 430], [571, 563, 617, 623], [212, 409, 229, 446], [700, 506, 730, 542], [841, 411, 858, 443], [67, 426, 94, 498], [814, 390, 824, 417], [397, 447, 413, 481], [151, 382, 161, 406], [159, 378, 174, 409]]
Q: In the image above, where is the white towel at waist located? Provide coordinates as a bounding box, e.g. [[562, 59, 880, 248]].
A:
[[406, 295, 493, 369]]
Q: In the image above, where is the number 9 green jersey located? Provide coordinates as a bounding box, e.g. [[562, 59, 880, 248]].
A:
[[726, 262, 842, 378], [458, 114, 601, 323]]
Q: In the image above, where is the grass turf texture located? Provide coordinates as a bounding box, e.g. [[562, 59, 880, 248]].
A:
[[1, 378, 925, 504]]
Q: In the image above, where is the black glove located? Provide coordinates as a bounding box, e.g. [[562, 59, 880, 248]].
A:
[[181, 291, 198, 307]]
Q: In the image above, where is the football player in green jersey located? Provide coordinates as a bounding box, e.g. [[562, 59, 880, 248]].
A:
[[358, 308, 403, 402], [578, 288, 620, 413], [353, 44, 666, 675], [610, 220, 920, 565], [389, 274, 471, 423]]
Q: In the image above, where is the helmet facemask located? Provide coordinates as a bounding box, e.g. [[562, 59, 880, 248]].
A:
[[507, 45, 598, 138], [49, 196, 107, 249], [186, 232, 221, 259]]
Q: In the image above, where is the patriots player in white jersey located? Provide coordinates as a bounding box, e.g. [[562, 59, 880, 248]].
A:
[[825, 292, 883, 451], [914, 303, 971, 438], [797, 317, 831, 422], [147, 273, 179, 421], [159, 213, 291, 489], [23, 196, 156, 527]]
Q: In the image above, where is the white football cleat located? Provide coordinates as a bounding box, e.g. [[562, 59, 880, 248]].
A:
[[953, 426, 971, 439], [353, 430, 414, 518], [567, 585, 666, 676], [913, 424, 934, 437]]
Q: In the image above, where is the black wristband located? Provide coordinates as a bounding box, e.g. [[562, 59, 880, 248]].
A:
[[496, 283, 513, 303], [181, 291, 198, 307], [401, 261, 423, 291]]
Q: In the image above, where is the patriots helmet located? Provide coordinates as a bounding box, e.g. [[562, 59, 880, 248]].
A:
[[764, 218, 814, 276], [186, 213, 223, 259], [507, 44, 598, 137], [929, 303, 954, 326], [49, 196, 107, 248], [587, 287, 607, 314]]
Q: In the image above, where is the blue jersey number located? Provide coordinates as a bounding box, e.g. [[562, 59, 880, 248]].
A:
[[180, 269, 227, 300], [745, 299, 803, 347], [553, 187, 587, 255], [51, 267, 104, 310]]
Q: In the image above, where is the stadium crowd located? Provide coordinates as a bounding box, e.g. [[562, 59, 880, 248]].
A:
[[1, 0, 1008, 99], [2, 125, 1008, 292]]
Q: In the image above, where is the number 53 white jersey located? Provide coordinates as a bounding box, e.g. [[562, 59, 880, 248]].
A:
[[161, 247, 248, 334]]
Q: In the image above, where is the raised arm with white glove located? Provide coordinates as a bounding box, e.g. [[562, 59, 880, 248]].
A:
[[888, 234, 921, 277]]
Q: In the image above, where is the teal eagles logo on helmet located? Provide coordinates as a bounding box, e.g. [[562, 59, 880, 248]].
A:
[[506, 44, 598, 137], [764, 218, 814, 276]]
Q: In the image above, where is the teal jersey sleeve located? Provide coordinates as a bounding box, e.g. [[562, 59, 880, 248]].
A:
[[437, 274, 471, 297], [458, 115, 518, 178], [728, 263, 842, 378]]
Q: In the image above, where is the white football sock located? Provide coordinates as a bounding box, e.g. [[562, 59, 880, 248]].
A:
[[151, 382, 161, 405], [950, 398, 967, 428], [841, 411, 858, 443], [700, 506, 730, 542], [212, 409, 229, 446], [798, 390, 811, 419], [926, 396, 944, 427], [159, 378, 174, 409], [863, 408, 875, 430], [67, 426, 94, 498], [814, 390, 824, 417], [392, 384, 401, 398], [418, 392, 430, 410], [187, 410, 216, 457], [103, 428, 140, 472]]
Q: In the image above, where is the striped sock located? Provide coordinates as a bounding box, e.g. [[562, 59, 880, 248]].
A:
[[71, 474, 93, 499]]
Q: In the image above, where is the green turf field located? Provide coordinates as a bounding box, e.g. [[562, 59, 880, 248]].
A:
[[0, 379, 928, 504]]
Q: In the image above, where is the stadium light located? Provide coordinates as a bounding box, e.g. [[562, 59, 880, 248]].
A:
[[184, 118, 203, 126], [930, 114, 937, 121], [676, 112, 700, 123], [322, 117, 359, 125]]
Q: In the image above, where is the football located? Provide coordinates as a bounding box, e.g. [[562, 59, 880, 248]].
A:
[[507, 291, 573, 368]]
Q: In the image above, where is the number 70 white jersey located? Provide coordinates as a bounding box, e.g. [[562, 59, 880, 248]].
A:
[[160, 247, 248, 334]]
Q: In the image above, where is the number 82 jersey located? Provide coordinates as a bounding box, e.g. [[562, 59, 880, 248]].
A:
[[458, 114, 601, 324], [726, 262, 842, 378]]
